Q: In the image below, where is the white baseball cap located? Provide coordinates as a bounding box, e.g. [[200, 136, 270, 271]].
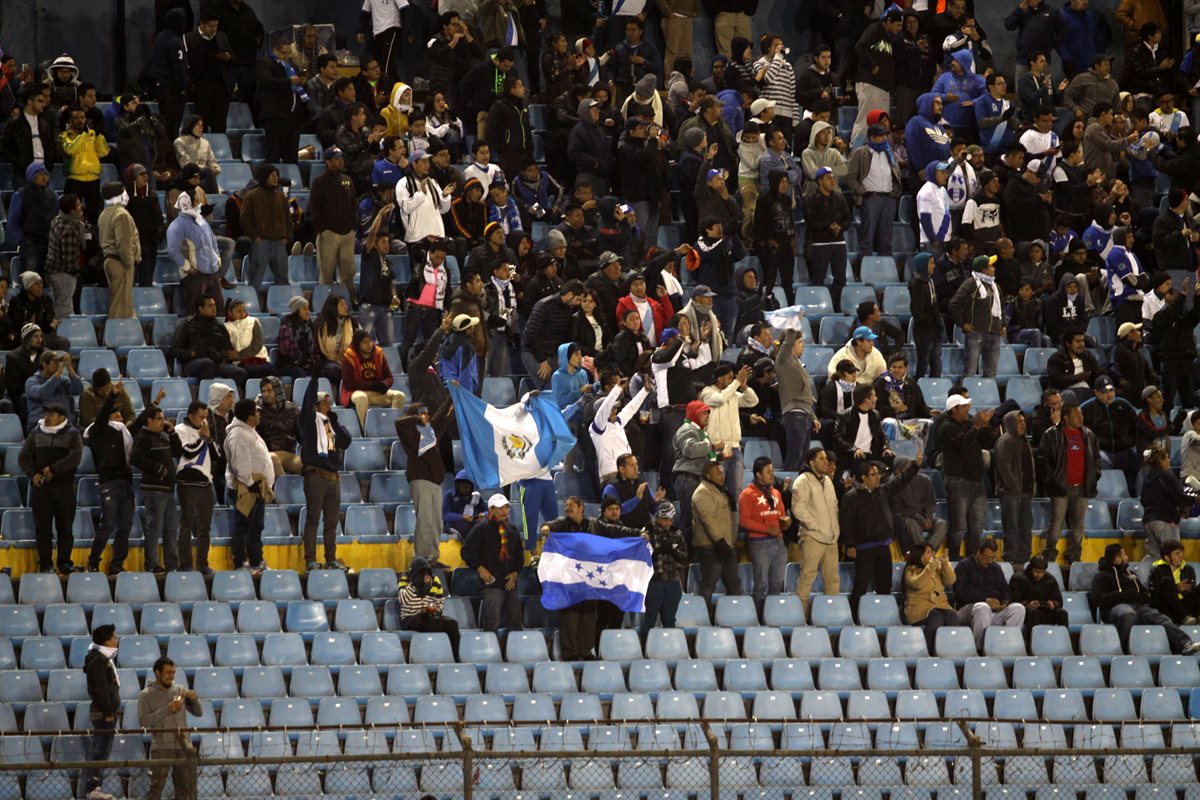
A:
[[487, 493, 510, 509], [945, 395, 972, 411]]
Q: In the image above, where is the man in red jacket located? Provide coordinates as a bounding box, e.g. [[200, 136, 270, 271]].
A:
[[738, 456, 790, 604], [340, 329, 406, 426], [613, 271, 674, 349]]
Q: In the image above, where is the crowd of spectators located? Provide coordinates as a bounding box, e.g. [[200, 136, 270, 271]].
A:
[[3, 0, 1200, 657]]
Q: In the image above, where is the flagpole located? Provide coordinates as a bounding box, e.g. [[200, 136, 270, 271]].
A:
[[519, 481, 533, 561]]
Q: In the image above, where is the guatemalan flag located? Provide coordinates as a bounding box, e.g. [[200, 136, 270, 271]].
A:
[[538, 533, 654, 613], [448, 384, 576, 488]]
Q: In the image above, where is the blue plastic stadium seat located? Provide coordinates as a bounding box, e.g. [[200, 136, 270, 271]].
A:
[[214, 634, 260, 668], [811, 595, 854, 628], [284, 600, 330, 634], [307, 569, 351, 601], [914, 658, 960, 691], [139, 602, 187, 637], [57, 318, 97, 354]]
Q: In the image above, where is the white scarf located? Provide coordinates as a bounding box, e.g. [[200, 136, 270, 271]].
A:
[[176, 192, 205, 223], [974, 271, 1002, 321], [86, 419, 133, 461], [661, 270, 682, 297], [105, 190, 129, 207], [88, 642, 120, 684], [39, 418, 68, 434], [315, 411, 332, 456]]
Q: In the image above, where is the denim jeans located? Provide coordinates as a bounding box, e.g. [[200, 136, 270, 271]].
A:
[[143, 490, 180, 571], [82, 716, 116, 793], [782, 410, 813, 471], [228, 491, 265, 568], [1144, 521, 1179, 563], [358, 304, 394, 347], [749, 536, 787, 601], [1110, 603, 1194, 654], [859, 195, 896, 256], [963, 330, 1001, 377], [519, 349, 558, 389], [1046, 487, 1088, 564], [639, 578, 684, 635], [807, 243, 848, 306], [1000, 492, 1033, 564], [722, 447, 744, 499], [946, 476, 986, 559], [90, 479, 134, 571], [914, 333, 943, 379], [247, 239, 288, 289]]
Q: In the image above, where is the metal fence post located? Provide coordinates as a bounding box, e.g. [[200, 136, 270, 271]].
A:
[[704, 721, 720, 800], [461, 726, 474, 800], [958, 719, 983, 800]]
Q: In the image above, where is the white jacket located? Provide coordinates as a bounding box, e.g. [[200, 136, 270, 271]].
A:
[[224, 417, 276, 489], [699, 379, 758, 448], [791, 471, 840, 545], [225, 316, 268, 361], [589, 384, 649, 478], [395, 172, 451, 243], [827, 341, 887, 385]]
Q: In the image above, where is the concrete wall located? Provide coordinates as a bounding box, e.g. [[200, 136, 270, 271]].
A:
[[0, 0, 1132, 98]]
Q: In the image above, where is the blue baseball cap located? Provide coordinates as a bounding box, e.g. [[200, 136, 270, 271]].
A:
[[815, 166, 834, 179], [852, 325, 878, 341]]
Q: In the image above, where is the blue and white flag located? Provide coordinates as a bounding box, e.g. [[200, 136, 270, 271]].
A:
[[538, 532, 654, 613], [449, 384, 576, 488]]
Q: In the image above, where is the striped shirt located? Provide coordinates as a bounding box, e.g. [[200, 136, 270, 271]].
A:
[[753, 56, 798, 121], [396, 573, 446, 618]]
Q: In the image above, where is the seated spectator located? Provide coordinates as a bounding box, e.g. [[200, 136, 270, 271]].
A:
[[224, 298, 277, 381], [340, 330, 406, 427], [832, 384, 896, 470], [78, 368, 135, 428], [444, 470, 484, 539], [873, 352, 930, 422], [24, 350, 83, 433], [1091, 543, 1200, 655], [1046, 329, 1100, 401], [817, 359, 859, 434], [893, 468, 948, 554], [827, 326, 886, 385], [902, 542, 963, 652], [9, 272, 68, 350], [953, 538, 1026, 651], [315, 294, 355, 389], [1150, 540, 1200, 625], [173, 115, 221, 194], [396, 556, 460, 660], [1183, 411, 1200, 491], [168, 295, 247, 387], [1009, 555, 1068, 629]]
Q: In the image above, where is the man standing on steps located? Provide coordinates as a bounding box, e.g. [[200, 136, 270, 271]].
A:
[[297, 366, 352, 573], [81, 624, 120, 800], [397, 392, 455, 570], [851, 10, 902, 146], [138, 657, 201, 800]]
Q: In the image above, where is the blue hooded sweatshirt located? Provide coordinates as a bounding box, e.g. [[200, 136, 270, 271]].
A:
[[718, 89, 744, 136], [904, 93, 953, 176], [550, 341, 588, 421], [932, 51, 986, 130]]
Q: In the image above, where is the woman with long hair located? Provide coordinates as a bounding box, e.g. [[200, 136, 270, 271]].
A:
[[424, 91, 465, 162], [315, 293, 354, 390], [1141, 445, 1190, 562], [902, 542, 963, 652]]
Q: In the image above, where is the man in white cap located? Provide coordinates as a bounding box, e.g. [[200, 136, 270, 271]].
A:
[[461, 493, 525, 632], [949, 254, 1005, 377], [97, 181, 140, 319], [396, 148, 453, 265], [1111, 321, 1159, 405], [937, 393, 996, 560]]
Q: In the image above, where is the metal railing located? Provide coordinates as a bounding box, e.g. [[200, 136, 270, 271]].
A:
[[2, 719, 1199, 800]]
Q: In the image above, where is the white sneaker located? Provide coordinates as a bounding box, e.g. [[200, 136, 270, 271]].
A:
[[1183, 641, 1200, 656], [87, 789, 116, 800]]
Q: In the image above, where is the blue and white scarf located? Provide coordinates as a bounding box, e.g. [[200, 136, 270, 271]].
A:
[[274, 53, 310, 108]]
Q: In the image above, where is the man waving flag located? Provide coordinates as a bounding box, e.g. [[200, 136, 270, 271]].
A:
[[448, 384, 575, 488]]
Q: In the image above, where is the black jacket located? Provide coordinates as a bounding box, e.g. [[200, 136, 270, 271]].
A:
[[1039, 423, 1100, 497], [1152, 292, 1200, 365], [873, 375, 929, 422], [169, 314, 235, 365], [617, 133, 668, 203], [84, 393, 133, 483], [151, 10, 189, 88], [183, 29, 232, 92], [213, 0, 264, 67], [484, 96, 530, 172], [954, 556, 1012, 608], [523, 294, 577, 362], [253, 57, 297, 124], [299, 371, 353, 474], [1150, 560, 1199, 624], [1141, 466, 1189, 525], [1001, 175, 1052, 244], [84, 648, 121, 720], [853, 20, 897, 90], [1081, 396, 1138, 452], [1045, 345, 1101, 391], [908, 267, 941, 337], [832, 406, 889, 464], [1009, 568, 1065, 607], [427, 31, 482, 92], [803, 188, 852, 246], [839, 458, 918, 547], [936, 416, 997, 482], [1090, 555, 1150, 622], [0, 115, 56, 183], [601, 477, 656, 530], [1152, 209, 1194, 271], [610, 329, 652, 378], [461, 517, 525, 579], [130, 424, 183, 493], [544, 514, 641, 538], [18, 420, 82, 485]]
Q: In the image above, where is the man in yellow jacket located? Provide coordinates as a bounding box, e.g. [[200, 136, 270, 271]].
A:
[[58, 106, 109, 225]]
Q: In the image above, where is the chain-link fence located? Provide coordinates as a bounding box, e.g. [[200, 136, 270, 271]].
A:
[[1, 720, 1197, 800]]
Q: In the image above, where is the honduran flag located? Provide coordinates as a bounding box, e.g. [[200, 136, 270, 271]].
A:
[[538, 532, 654, 613], [448, 384, 575, 488]]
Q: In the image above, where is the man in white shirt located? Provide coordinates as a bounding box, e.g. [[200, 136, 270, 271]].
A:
[[590, 376, 650, 485], [1018, 107, 1062, 175], [916, 160, 953, 255], [699, 362, 758, 498], [462, 140, 504, 188], [0, 86, 52, 187], [358, 0, 408, 80], [395, 149, 453, 263]]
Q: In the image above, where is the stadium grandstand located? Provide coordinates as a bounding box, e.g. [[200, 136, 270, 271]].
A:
[[3, 0, 1200, 798]]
